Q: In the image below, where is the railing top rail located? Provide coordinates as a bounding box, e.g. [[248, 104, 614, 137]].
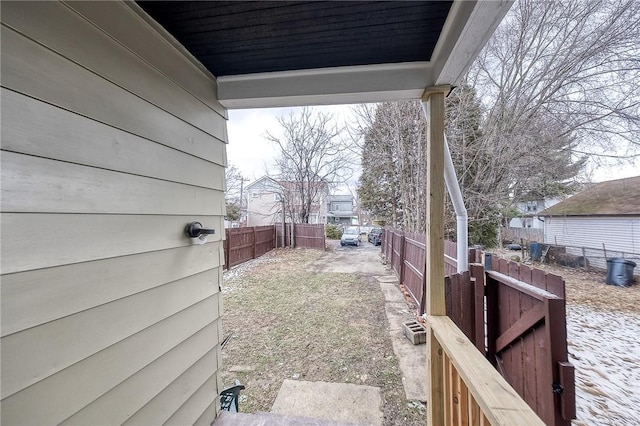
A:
[[486, 270, 561, 301], [428, 315, 545, 426]]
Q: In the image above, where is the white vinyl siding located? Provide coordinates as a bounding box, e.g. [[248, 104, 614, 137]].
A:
[[1, 2, 226, 425], [544, 216, 640, 270]]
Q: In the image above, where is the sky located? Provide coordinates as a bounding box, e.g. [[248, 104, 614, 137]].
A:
[[226, 105, 360, 194], [227, 106, 639, 190]]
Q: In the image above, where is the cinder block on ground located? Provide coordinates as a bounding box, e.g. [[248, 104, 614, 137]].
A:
[[402, 320, 426, 345]]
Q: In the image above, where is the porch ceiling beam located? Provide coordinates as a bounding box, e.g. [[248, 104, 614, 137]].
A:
[[217, 62, 431, 109]]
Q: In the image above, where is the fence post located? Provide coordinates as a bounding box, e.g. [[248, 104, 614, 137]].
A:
[[399, 231, 406, 284], [470, 264, 486, 354], [390, 231, 396, 270], [322, 224, 326, 250], [225, 228, 230, 270], [545, 297, 573, 425], [485, 274, 499, 366], [484, 252, 493, 271], [251, 226, 257, 259]]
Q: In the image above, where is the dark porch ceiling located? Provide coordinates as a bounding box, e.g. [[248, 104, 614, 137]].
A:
[[133, 1, 512, 108], [136, 1, 452, 77]]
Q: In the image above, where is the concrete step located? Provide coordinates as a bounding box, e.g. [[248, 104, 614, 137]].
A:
[[214, 410, 368, 426]]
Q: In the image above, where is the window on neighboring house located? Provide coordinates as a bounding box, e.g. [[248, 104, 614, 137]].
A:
[[333, 204, 340, 211], [252, 192, 259, 198]]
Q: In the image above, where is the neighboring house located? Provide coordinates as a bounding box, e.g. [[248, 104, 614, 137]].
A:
[[245, 176, 328, 226], [540, 176, 640, 270], [509, 197, 564, 229], [326, 195, 358, 226], [245, 176, 284, 227]]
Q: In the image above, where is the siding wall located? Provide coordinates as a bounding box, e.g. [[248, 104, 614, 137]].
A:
[[545, 216, 640, 270], [1, 2, 227, 424]]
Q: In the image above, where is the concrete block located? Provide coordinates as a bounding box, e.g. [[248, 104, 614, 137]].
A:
[[402, 320, 426, 345]]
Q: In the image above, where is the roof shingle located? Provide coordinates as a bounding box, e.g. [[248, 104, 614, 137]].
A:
[[540, 176, 640, 216]]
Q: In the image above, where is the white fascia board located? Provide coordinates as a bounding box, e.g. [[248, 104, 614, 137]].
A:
[[217, 62, 433, 109], [434, 0, 514, 86]]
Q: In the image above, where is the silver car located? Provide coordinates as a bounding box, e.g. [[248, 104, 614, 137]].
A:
[[340, 227, 361, 246]]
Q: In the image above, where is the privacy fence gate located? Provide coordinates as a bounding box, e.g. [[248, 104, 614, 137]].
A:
[[484, 257, 575, 426], [382, 227, 575, 425]]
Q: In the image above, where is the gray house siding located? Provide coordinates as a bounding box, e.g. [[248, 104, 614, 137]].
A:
[[1, 1, 226, 424], [544, 216, 640, 272]]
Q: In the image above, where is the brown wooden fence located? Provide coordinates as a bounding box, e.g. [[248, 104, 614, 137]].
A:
[[444, 264, 485, 353], [485, 256, 575, 426], [383, 228, 479, 312], [225, 223, 325, 270], [224, 225, 276, 269], [382, 227, 575, 425], [276, 223, 326, 250]]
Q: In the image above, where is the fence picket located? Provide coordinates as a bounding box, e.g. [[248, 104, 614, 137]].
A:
[[226, 223, 324, 269]]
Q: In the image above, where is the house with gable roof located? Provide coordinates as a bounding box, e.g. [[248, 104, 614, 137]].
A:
[[540, 176, 640, 272]]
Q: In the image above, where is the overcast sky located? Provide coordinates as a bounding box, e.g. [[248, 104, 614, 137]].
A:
[[227, 107, 639, 190], [227, 105, 360, 194]]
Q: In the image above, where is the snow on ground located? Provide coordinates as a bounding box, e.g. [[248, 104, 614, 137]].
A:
[[567, 305, 640, 425], [221, 249, 282, 293]]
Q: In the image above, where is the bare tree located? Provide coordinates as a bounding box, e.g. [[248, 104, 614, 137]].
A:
[[354, 1, 639, 245], [224, 165, 242, 221], [266, 107, 353, 223], [444, 84, 585, 234], [472, 0, 640, 163]]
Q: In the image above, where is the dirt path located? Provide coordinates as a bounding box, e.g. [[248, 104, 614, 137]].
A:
[[308, 239, 388, 275]]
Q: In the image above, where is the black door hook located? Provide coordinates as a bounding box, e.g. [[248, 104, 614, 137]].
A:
[[185, 222, 216, 238]]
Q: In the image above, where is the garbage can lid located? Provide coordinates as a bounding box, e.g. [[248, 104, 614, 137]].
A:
[[607, 258, 636, 267]]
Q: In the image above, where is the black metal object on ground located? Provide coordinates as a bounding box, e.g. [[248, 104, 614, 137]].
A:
[[220, 380, 245, 412]]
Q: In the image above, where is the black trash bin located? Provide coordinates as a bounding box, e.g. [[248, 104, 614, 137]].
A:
[[606, 258, 637, 286]]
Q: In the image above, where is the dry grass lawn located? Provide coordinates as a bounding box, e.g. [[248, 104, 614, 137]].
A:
[[221, 248, 425, 425]]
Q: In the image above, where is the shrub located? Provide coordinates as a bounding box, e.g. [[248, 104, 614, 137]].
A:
[[325, 224, 343, 239], [469, 219, 498, 248]]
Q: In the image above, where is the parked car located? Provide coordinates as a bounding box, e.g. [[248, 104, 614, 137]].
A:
[[340, 227, 361, 246], [368, 227, 383, 245]]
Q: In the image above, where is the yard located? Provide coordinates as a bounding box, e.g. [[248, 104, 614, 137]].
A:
[[221, 245, 425, 425], [222, 244, 640, 425]]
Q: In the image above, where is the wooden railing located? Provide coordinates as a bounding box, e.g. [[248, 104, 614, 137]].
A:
[[428, 316, 545, 426]]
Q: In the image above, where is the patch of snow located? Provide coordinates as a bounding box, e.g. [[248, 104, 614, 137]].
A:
[[567, 305, 640, 425], [221, 250, 282, 293]]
